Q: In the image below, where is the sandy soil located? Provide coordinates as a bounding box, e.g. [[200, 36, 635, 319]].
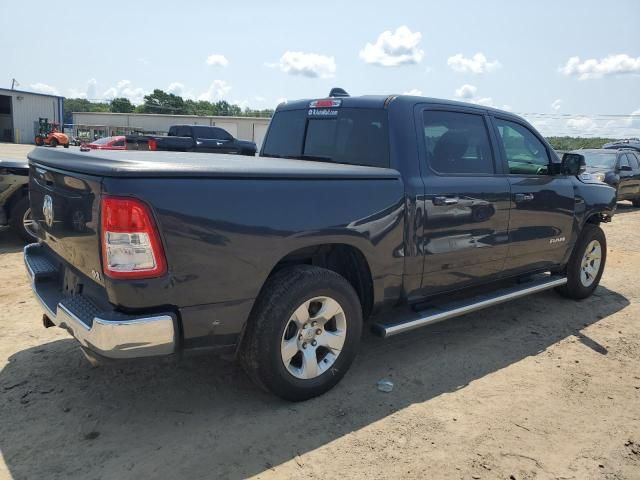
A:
[[0, 203, 639, 480]]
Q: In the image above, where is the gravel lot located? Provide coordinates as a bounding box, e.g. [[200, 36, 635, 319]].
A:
[[1, 145, 639, 479]]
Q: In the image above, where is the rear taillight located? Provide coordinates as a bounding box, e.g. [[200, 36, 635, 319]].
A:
[[148, 138, 157, 151], [100, 196, 167, 279]]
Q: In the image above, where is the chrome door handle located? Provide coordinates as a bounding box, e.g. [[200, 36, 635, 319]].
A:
[[515, 193, 534, 202], [433, 196, 459, 206]]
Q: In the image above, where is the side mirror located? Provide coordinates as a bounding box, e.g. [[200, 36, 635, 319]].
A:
[[619, 164, 633, 172], [561, 153, 586, 175]]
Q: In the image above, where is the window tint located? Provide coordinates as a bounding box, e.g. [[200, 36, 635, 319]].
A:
[[112, 139, 125, 147], [262, 110, 306, 158], [423, 111, 494, 174], [170, 126, 192, 137], [619, 155, 630, 168], [211, 127, 233, 140], [625, 153, 639, 170], [494, 118, 549, 175], [262, 108, 389, 168]]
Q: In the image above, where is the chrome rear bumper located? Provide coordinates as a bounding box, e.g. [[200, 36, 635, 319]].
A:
[[24, 243, 176, 359]]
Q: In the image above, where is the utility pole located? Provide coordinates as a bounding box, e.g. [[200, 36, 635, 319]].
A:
[[11, 78, 19, 90]]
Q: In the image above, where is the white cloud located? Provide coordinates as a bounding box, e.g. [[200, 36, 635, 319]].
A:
[[551, 99, 562, 111], [86, 78, 97, 99], [403, 88, 423, 96], [566, 117, 597, 132], [560, 54, 640, 80], [29, 83, 60, 96], [473, 97, 495, 107], [254, 96, 266, 102], [452, 84, 511, 111], [454, 84, 477, 100], [206, 54, 229, 67], [198, 80, 232, 102], [447, 53, 501, 74], [359, 26, 424, 67], [103, 80, 146, 105], [166, 82, 185, 96], [271, 51, 336, 78]]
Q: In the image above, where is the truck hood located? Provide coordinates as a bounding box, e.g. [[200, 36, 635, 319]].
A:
[[28, 148, 400, 180]]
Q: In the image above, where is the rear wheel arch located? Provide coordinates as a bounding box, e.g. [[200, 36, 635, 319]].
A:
[[261, 243, 375, 321]]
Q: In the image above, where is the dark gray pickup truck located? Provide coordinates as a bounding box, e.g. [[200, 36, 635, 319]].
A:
[[148, 124, 257, 156], [24, 92, 616, 401]]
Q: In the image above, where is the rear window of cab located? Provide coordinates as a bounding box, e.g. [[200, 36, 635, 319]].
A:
[[262, 108, 390, 168]]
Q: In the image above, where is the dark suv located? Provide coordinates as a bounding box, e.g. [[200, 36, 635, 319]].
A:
[[575, 148, 640, 206], [603, 139, 640, 153]]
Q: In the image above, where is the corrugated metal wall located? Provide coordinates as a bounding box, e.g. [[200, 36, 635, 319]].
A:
[[72, 112, 270, 145], [0, 89, 63, 144]]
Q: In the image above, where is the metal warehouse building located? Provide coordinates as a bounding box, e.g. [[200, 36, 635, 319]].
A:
[[0, 88, 64, 144], [71, 112, 271, 147]]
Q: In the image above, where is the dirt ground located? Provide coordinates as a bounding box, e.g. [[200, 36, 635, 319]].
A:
[[0, 164, 639, 478]]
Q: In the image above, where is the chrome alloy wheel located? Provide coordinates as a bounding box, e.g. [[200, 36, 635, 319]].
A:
[[280, 296, 347, 380], [23, 208, 38, 239], [580, 239, 602, 287]]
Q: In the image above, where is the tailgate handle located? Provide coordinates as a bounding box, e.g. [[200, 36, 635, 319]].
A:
[[433, 196, 459, 206]]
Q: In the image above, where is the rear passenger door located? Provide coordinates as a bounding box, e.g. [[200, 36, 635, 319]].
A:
[[416, 106, 511, 295], [192, 127, 239, 154], [491, 116, 575, 274]]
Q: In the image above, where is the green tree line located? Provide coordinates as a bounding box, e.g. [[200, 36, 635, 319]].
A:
[[64, 89, 275, 124]]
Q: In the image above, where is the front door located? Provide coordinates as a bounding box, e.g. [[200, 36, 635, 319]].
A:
[[417, 107, 511, 296], [490, 116, 575, 274]]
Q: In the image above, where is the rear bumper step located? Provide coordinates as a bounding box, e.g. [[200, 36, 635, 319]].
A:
[[373, 274, 567, 338], [24, 243, 176, 359]]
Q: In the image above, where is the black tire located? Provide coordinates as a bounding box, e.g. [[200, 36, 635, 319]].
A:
[[241, 265, 363, 401], [10, 196, 37, 243], [49, 138, 58, 147], [555, 223, 606, 300], [63, 143, 69, 149]]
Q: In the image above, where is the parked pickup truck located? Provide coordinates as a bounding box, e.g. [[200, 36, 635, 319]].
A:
[[24, 91, 616, 401], [148, 124, 257, 156]]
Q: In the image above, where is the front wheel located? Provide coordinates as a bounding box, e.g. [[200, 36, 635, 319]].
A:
[[556, 223, 606, 300], [49, 138, 58, 147], [241, 265, 362, 401]]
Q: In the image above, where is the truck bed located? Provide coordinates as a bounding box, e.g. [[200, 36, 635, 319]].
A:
[[28, 148, 400, 180]]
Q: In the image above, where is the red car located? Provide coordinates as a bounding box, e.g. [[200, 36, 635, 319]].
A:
[[80, 136, 126, 152]]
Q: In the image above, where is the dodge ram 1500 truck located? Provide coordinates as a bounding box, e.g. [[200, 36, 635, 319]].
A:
[[148, 124, 257, 156], [24, 91, 616, 401]]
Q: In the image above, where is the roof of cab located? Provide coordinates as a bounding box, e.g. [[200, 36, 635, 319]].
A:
[[277, 94, 516, 117]]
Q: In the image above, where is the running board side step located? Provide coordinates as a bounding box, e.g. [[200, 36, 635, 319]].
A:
[[372, 274, 567, 338]]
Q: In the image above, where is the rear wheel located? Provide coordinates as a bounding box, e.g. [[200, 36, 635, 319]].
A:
[[10, 196, 38, 242], [35, 136, 44, 146], [241, 265, 362, 401], [49, 138, 58, 147], [63, 143, 69, 149], [555, 223, 606, 299]]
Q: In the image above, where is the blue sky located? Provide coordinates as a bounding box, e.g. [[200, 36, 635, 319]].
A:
[[1, 0, 639, 136]]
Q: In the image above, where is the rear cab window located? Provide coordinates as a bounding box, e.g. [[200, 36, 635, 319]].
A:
[[262, 106, 390, 168]]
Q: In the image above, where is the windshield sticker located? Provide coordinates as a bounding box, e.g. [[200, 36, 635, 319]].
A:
[[308, 109, 338, 117]]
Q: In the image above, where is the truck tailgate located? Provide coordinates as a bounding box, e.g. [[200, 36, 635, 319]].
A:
[[29, 162, 104, 285]]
